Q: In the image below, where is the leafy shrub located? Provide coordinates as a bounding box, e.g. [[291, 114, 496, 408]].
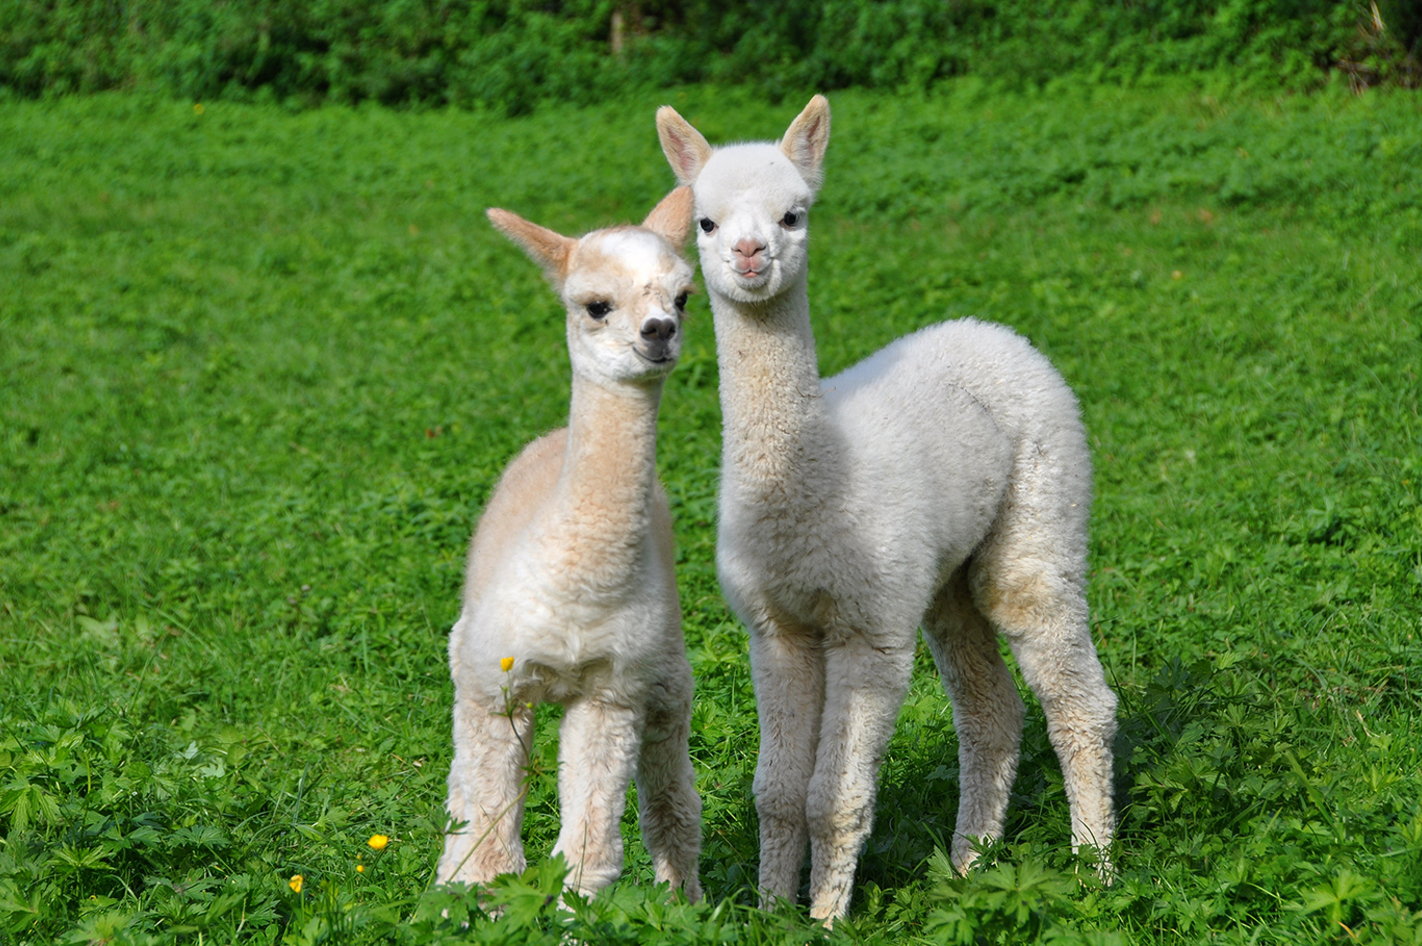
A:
[[0, 0, 1406, 111]]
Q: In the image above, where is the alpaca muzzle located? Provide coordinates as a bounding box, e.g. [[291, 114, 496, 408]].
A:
[[638, 315, 679, 362]]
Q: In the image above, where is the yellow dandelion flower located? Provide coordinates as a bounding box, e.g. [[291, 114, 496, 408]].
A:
[[356, 864, 365, 873], [500, 656, 515, 672], [289, 874, 304, 893], [368, 834, 390, 851]]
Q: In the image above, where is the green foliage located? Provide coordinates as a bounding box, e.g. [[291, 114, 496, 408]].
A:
[[2, 78, 1421, 943], [3, 0, 1415, 111], [923, 853, 1079, 944]]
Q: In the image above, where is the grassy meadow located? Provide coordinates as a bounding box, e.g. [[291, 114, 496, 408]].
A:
[[1, 78, 1420, 944]]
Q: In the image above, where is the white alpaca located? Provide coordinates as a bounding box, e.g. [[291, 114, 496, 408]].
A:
[[436, 188, 702, 902], [656, 97, 1117, 920]]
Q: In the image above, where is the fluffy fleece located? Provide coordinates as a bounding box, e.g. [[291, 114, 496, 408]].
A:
[[657, 96, 1117, 921], [436, 188, 702, 901]]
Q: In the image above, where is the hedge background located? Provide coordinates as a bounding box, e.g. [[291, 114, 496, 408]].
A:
[[2, 0, 1420, 113]]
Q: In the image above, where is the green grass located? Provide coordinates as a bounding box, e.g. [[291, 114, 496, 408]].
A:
[[1, 77, 1420, 944]]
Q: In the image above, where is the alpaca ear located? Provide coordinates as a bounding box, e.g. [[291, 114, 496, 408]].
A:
[[656, 106, 713, 186], [487, 208, 576, 285], [641, 186, 694, 252], [779, 94, 831, 193]]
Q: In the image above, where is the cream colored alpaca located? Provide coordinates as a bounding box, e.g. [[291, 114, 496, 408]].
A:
[[657, 97, 1117, 920], [436, 188, 702, 902]]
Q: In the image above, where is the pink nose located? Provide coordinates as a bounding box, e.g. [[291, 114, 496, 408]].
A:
[[734, 238, 764, 260]]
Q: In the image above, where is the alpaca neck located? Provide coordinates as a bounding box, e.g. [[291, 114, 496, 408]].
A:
[[551, 374, 663, 557], [709, 281, 831, 496]]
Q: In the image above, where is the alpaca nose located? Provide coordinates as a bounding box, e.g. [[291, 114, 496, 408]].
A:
[[641, 316, 677, 341], [639, 316, 678, 362], [734, 238, 765, 260]]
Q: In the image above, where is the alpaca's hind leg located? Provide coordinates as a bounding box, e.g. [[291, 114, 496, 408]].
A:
[[553, 697, 642, 896], [805, 633, 915, 921], [750, 619, 826, 906], [972, 550, 1117, 870], [635, 657, 703, 901], [922, 569, 1026, 873], [437, 695, 535, 885]]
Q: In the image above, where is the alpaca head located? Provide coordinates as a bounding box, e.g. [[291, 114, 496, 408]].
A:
[[656, 96, 830, 306], [487, 187, 696, 386]]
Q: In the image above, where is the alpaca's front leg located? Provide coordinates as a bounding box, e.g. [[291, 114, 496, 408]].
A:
[[805, 634, 915, 922], [437, 695, 535, 886], [554, 697, 642, 896], [635, 657, 703, 900], [750, 621, 826, 906]]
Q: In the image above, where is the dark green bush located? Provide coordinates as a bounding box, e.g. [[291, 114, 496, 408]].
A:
[[2, 0, 1411, 110]]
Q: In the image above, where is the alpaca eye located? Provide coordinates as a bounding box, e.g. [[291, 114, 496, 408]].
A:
[[674, 292, 688, 309], [585, 301, 611, 319], [781, 211, 799, 227], [699, 218, 717, 234]]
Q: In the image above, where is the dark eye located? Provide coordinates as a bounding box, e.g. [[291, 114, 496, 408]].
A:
[[585, 301, 611, 319], [781, 211, 799, 227], [699, 218, 716, 234], [674, 292, 688, 309]]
